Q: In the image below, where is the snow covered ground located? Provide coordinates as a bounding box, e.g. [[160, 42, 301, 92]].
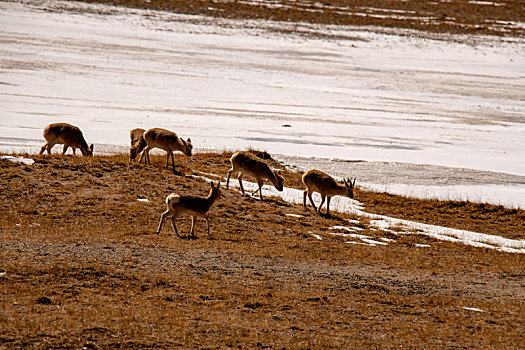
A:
[[194, 171, 525, 253], [1, 0, 524, 207]]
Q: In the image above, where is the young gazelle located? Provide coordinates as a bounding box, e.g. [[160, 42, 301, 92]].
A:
[[129, 128, 147, 162], [39, 123, 93, 156], [302, 169, 356, 216], [139, 128, 192, 172], [156, 181, 221, 237], [226, 151, 284, 201]]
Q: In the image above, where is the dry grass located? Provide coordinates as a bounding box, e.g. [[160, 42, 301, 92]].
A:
[[1, 152, 524, 348], [77, 0, 525, 37]]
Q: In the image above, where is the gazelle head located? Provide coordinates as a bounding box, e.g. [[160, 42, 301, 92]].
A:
[[129, 144, 141, 161], [210, 181, 221, 200], [343, 177, 356, 198], [274, 170, 284, 191], [82, 144, 94, 157], [182, 138, 193, 157]]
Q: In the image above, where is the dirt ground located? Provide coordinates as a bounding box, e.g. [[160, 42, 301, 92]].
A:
[[1, 152, 524, 348]]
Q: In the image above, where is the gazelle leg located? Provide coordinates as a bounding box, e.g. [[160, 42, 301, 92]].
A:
[[170, 214, 181, 237], [257, 179, 264, 201], [326, 197, 331, 217], [40, 143, 48, 155], [189, 216, 197, 237], [62, 145, 69, 155], [238, 174, 245, 194], [303, 190, 307, 207], [138, 147, 148, 165], [146, 148, 151, 165], [318, 195, 326, 214], [226, 169, 233, 189], [307, 192, 317, 211], [170, 151, 176, 173], [156, 210, 171, 234], [164, 151, 169, 168], [46, 143, 55, 155]]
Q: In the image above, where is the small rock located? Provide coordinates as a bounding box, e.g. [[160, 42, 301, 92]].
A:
[[36, 296, 52, 305]]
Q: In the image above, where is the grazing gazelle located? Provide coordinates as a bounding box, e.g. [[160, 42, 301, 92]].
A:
[[226, 151, 284, 201], [129, 128, 147, 162], [39, 123, 93, 156], [302, 169, 356, 216], [138, 128, 192, 172], [156, 181, 221, 237]]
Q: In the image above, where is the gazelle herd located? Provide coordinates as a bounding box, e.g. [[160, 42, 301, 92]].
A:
[[39, 123, 357, 237]]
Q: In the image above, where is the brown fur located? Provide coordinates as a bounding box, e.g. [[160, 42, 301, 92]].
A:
[[156, 181, 221, 237], [39, 123, 93, 156], [139, 128, 192, 172], [302, 169, 355, 216], [226, 151, 284, 201], [129, 128, 147, 162]]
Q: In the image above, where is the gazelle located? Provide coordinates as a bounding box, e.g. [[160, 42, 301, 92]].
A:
[[129, 128, 147, 162], [39, 123, 93, 156], [138, 128, 192, 172], [156, 181, 221, 237], [226, 151, 284, 201], [302, 169, 356, 216]]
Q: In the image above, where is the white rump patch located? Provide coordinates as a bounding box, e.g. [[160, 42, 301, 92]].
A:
[[166, 194, 180, 205]]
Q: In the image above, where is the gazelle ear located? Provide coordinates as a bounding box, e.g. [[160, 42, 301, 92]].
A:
[[90, 144, 94, 151], [352, 178, 356, 187], [187, 138, 191, 143], [343, 178, 348, 186]]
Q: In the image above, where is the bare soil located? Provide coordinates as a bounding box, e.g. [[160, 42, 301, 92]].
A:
[[1, 152, 524, 348]]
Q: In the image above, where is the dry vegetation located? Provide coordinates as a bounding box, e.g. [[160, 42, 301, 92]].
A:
[[1, 152, 524, 348], [79, 0, 525, 37], [2, 1, 525, 347]]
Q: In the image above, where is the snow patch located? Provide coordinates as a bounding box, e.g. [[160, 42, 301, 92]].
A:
[[462, 307, 485, 312], [211, 174, 525, 253], [0, 156, 34, 165]]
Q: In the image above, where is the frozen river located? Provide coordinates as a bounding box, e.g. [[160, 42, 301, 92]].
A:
[[1, 0, 524, 207]]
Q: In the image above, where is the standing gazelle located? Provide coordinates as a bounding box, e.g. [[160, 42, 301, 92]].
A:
[[156, 181, 221, 237], [139, 128, 192, 172], [39, 123, 93, 156], [302, 169, 356, 216], [129, 128, 147, 162], [226, 151, 284, 201]]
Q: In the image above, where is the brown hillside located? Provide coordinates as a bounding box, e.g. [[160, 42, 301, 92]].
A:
[[1, 152, 524, 348]]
